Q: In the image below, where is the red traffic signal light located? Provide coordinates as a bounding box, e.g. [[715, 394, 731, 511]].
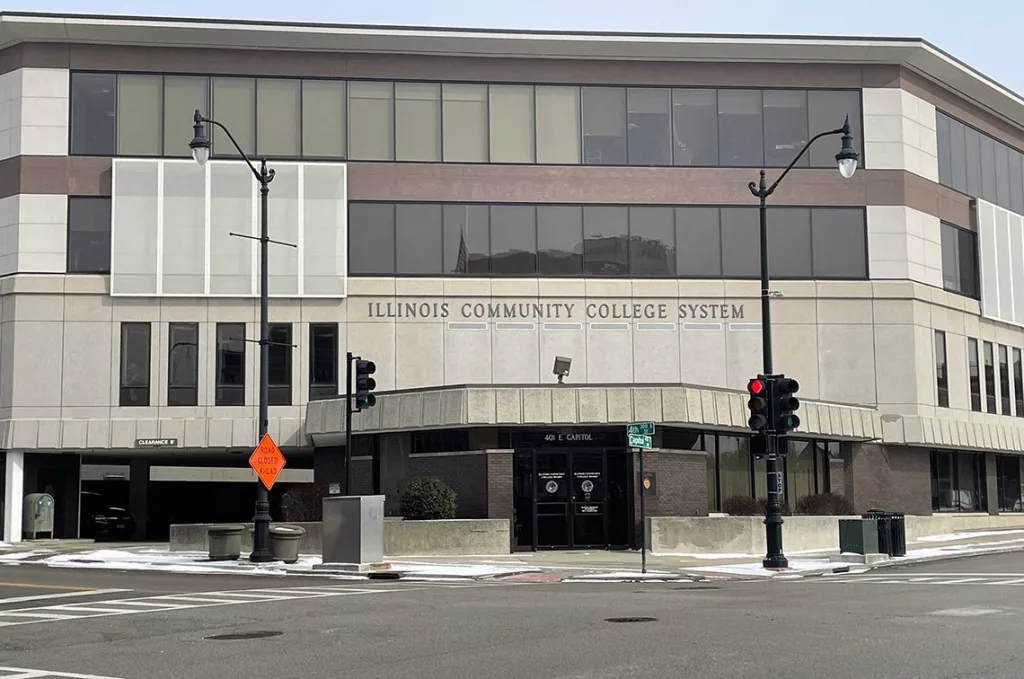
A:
[[747, 378, 766, 396], [746, 376, 770, 432]]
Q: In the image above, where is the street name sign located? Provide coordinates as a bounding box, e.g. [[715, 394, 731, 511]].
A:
[[628, 433, 653, 449], [626, 422, 655, 436], [249, 433, 287, 490]]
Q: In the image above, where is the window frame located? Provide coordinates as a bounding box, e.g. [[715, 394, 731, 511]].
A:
[[119, 322, 151, 407], [935, 330, 949, 408], [984, 340, 997, 414], [1000, 344, 1012, 415], [309, 323, 340, 401], [167, 322, 199, 407], [215, 322, 246, 407], [936, 110, 1024, 216], [267, 323, 293, 406], [66, 196, 113, 274], [968, 338, 983, 412]]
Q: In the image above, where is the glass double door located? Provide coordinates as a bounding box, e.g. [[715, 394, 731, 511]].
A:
[[533, 450, 608, 549]]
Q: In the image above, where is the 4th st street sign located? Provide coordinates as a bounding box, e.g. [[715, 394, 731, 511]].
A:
[[626, 422, 655, 436]]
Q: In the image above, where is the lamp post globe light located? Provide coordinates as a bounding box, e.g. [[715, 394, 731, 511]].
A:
[[190, 109, 282, 563], [749, 116, 859, 570]]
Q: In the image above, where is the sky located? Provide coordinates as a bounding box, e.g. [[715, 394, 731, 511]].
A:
[[5, 0, 1023, 95]]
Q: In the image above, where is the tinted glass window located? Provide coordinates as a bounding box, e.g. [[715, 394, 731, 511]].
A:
[[535, 86, 581, 164], [1000, 344, 1011, 415], [965, 127, 982, 197], [676, 207, 721, 276], [763, 90, 808, 168], [71, 73, 116, 155], [936, 113, 951, 187], [443, 84, 488, 162], [117, 74, 162, 156], [168, 322, 199, 407], [310, 323, 339, 400], [268, 323, 293, 406], [968, 338, 982, 412], [396, 82, 441, 162], [940, 222, 979, 298], [537, 205, 583, 275], [720, 207, 760, 276], [981, 135, 997, 203], [489, 85, 535, 163], [119, 322, 150, 407], [583, 206, 629, 275], [1010, 151, 1024, 215], [216, 323, 245, 407], [985, 341, 997, 414], [627, 88, 671, 166], [628, 207, 675, 276], [257, 79, 301, 157], [349, 203, 396, 275], [443, 204, 490, 274], [767, 207, 812, 277], [395, 203, 443, 274], [490, 205, 537, 274], [996, 143, 1011, 208], [67, 197, 112, 274], [672, 89, 718, 166], [1014, 347, 1024, 417], [935, 330, 949, 408], [582, 87, 627, 165], [807, 90, 861, 168], [349, 81, 394, 160], [811, 208, 866, 278], [718, 90, 763, 167], [949, 117, 968, 193], [163, 76, 209, 159], [302, 80, 346, 158], [212, 78, 255, 157]]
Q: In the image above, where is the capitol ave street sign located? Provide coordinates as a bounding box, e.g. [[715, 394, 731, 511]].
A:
[[626, 422, 655, 436], [628, 433, 653, 449]]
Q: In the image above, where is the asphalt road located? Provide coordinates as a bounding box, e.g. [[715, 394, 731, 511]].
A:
[[2, 553, 1024, 679]]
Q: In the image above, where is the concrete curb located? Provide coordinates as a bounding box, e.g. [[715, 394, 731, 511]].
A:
[[793, 544, 1024, 579]]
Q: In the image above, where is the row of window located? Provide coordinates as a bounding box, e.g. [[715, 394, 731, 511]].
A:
[[349, 203, 868, 279], [940, 222, 980, 299], [930, 450, 987, 512], [937, 111, 1024, 216], [71, 71, 863, 169], [935, 331, 1024, 415], [118, 322, 341, 407]]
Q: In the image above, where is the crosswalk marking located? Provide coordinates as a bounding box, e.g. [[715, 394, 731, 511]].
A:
[[0, 667, 123, 679], [810, 573, 1024, 587]]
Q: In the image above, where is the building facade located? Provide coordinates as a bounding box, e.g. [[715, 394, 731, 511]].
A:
[[1, 12, 1023, 549]]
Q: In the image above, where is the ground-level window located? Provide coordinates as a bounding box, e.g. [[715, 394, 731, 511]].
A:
[[930, 450, 987, 512], [996, 455, 1024, 512]]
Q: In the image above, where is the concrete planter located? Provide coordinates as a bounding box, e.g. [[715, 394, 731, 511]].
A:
[[270, 525, 306, 564], [207, 524, 244, 561]]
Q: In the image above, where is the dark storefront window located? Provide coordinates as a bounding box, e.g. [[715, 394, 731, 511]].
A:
[[935, 330, 949, 407], [969, 338, 982, 412], [984, 341, 997, 414], [268, 323, 293, 406], [215, 323, 245, 406], [931, 450, 987, 512], [119, 322, 151, 407], [67, 197, 112, 274], [309, 323, 339, 401], [996, 455, 1023, 512], [940, 222, 979, 299], [167, 322, 199, 407], [1000, 345, 1012, 415]]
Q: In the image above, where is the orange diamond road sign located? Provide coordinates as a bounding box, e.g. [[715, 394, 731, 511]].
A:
[[249, 433, 286, 490]]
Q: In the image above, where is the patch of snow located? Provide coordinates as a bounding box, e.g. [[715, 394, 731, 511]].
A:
[[564, 570, 678, 582], [916, 529, 1024, 542], [389, 562, 536, 578], [685, 558, 837, 578], [0, 550, 52, 561]]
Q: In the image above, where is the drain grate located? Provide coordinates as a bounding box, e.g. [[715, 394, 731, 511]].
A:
[[605, 617, 657, 624], [205, 631, 283, 641]]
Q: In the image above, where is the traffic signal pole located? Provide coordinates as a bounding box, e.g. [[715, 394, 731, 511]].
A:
[[344, 351, 353, 496]]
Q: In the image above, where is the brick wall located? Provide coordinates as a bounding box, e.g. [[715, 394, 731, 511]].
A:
[[630, 449, 708, 548], [408, 453, 488, 518], [844, 443, 932, 515], [828, 458, 845, 496]]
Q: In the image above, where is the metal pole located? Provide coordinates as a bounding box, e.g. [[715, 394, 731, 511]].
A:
[[250, 160, 273, 563], [638, 447, 647, 574], [757, 175, 788, 570], [344, 351, 353, 496]]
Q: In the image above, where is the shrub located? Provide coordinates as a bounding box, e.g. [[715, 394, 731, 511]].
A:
[[757, 498, 791, 516], [279, 484, 325, 522], [795, 492, 854, 516], [398, 477, 457, 520], [722, 495, 761, 516]]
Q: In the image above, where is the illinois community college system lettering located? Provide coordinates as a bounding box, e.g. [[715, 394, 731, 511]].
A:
[[365, 300, 746, 320]]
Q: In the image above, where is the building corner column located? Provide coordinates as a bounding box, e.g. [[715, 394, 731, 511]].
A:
[[484, 449, 514, 553], [985, 453, 999, 515], [3, 451, 24, 543], [129, 459, 150, 540]]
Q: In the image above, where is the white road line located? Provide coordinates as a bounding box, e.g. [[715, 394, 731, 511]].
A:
[[0, 589, 131, 606], [881, 572, 1024, 577], [0, 667, 123, 679], [992, 578, 1024, 584], [0, 612, 77, 619], [45, 605, 145, 614], [930, 578, 988, 584], [149, 595, 254, 604]]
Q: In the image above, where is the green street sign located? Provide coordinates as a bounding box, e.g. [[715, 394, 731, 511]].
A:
[[628, 433, 653, 449], [626, 421, 655, 436]]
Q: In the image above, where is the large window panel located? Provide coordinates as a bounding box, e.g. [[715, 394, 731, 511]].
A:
[[396, 203, 443, 274], [807, 90, 861, 168], [767, 207, 812, 277], [349, 203, 396, 275], [582, 87, 627, 165], [676, 207, 722, 277], [71, 73, 117, 155], [941, 222, 979, 298], [256, 79, 300, 157], [268, 323, 293, 406], [490, 205, 537, 275], [672, 89, 718, 166], [997, 455, 1022, 512], [443, 84, 487, 162], [302, 164, 347, 296], [442, 204, 490, 275], [117, 74, 162, 156], [968, 338, 982, 412], [936, 112, 951, 187], [396, 83, 441, 161], [168, 322, 199, 407], [985, 340, 997, 414], [537, 205, 584, 275], [626, 88, 671, 166], [119, 322, 151, 407], [720, 207, 760, 277], [163, 76, 209, 159], [309, 323, 339, 401], [111, 162, 159, 294], [1010, 150, 1024, 215], [965, 127, 982, 197], [302, 80, 346, 158], [1015, 347, 1024, 418], [718, 90, 763, 167], [348, 81, 394, 160], [583, 206, 629, 275], [67, 196, 111, 274], [489, 85, 535, 163], [811, 208, 866, 278], [216, 323, 245, 407], [718, 436, 752, 503], [209, 163, 254, 295], [212, 78, 255, 157], [785, 441, 815, 505], [267, 165, 300, 295], [628, 206, 675, 275], [949, 117, 968, 193], [161, 162, 206, 295], [535, 86, 581, 164], [763, 90, 808, 168], [981, 135, 997, 203], [1000, 344, 1012, 415], [996, 142, 1012, 208], [935, 330, 949, 408]]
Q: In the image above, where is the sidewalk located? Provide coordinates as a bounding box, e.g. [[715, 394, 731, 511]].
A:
[[2, 528, 1024, 582]]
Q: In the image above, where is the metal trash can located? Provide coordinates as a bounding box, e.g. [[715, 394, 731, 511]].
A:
[[269, 524, 306, 564], [888, 512, 907, 557], [863, 509, 906, 557], [208, 525, 244, 561]]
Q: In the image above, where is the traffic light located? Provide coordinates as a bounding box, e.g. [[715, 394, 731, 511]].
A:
[[774, 376, 800, 434], [354, 359, 377, 409], [747, 376, 771, 432]]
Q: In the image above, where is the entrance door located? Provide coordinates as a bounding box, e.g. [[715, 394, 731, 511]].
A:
[[528, 449, 609, 549]]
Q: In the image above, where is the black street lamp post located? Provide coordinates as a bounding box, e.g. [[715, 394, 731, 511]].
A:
[[189, 110, 295, 563], [750, 117, 859, 570]]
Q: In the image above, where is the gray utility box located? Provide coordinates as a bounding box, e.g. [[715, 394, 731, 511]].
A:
[[321, 495, 385, 567], [23, 493, 55, 539], [838, 518, 880, 555]]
